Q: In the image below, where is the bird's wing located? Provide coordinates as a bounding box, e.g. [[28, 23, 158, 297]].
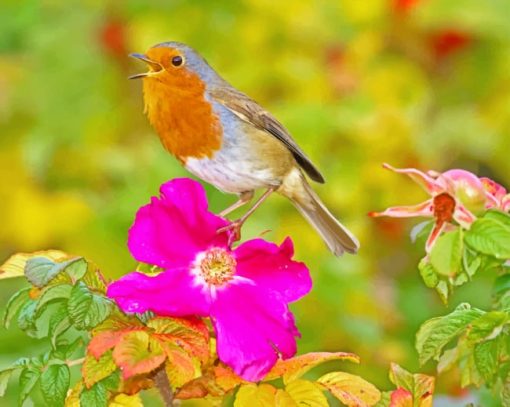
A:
[[209, 86, 325, 183]]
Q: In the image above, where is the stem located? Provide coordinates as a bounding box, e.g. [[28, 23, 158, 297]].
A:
[[154, 366, 174, 407], [66, 357, 85, 367]]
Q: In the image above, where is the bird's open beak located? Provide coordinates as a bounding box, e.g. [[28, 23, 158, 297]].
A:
[[128, 53, 162, 79]]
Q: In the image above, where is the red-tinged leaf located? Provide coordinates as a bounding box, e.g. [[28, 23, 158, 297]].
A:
[[234, 383, 277, 406], [389, 388, 413, 407], [160, 342, 201, 388], [112, 331, 166, 379], [214, 364, 245, 392], [148, 317, 209, 364], [175, 382, 209, 400], [316, 372, 381, 407], [265, 352, 360, 383], [88, 316, 144, 358], [120, 377, 154, 396], [82, 351, 117, 388], [88, 330, 135, 359], [389, 363, 435, 406]]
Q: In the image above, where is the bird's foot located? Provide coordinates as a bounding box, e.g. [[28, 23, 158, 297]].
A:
[[217, 219, 243, 245]]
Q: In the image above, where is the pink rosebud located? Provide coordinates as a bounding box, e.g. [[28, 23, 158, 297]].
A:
[[369, 164, 478, 252], [107, 179, 312, 381]]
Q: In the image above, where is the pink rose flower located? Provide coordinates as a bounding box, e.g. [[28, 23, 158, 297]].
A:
[[107, 178, 312, 381], [369, 164, 508, 251]]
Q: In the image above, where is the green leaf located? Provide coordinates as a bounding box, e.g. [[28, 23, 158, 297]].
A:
[[17, 299, 39, 337], [100, 369, 120, 391], [35, 284, 72, 317], [0, 369, 14, 396], [25, 257, 76, 288], [67, 282, 111, 330], [3, 288, 30, 329], [484, 210, 510, 229], [64, 258, 88, 280], [48, 302, 72, 347], [430, 229, 463, 276], [52, 337, 82, 360], [418, 258, 439, 288], [18, 367, 40, 406], [467, 311, 508, 343], [465, 218, 510, 260], [82, 351, 117, 388], [474, 340, 499, 384], [40, 364, 70, 407], [416, 303, 484, 365], [494, 274, 510, 297], [80, 381, 107, 407], [435, 280, 450, 305]]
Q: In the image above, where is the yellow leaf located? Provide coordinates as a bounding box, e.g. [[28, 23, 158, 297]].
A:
[[0, 250, 69, 280], [265, 352, 360, 384], [275, 389, 298, 407], [161, 343, 201, 388], [109, 393, 143, 407], [65, 380, 83, 407], [234, 383, 277, 407], [285, 379, 328, 406], [317, 372, 381, 406], [82, 351, 117, 388]]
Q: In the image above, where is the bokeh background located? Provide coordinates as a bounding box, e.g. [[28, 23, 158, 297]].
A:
[[1, 0, 509, 405]]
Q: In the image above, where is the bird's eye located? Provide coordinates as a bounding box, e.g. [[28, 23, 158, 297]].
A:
[[171, 55, 183, 67]]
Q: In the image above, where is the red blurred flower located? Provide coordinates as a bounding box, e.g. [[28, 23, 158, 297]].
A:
[[430, 30, 471, 59]]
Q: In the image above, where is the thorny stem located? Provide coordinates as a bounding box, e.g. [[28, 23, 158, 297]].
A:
[[154, 366, 174, 407]]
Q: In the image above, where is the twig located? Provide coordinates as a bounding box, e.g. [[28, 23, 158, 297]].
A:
[[154, 366, 174, 407], [66, 357, 85, 367]]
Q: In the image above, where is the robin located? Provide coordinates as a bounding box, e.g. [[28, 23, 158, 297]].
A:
[[129, 42, 359, 256]]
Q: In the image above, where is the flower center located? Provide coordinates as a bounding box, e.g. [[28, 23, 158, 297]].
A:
[[433, 192, 456, 224], [199, 247, 236, 286]]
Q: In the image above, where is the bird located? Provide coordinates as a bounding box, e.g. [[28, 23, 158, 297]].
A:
[[129, 41, 359, 256]]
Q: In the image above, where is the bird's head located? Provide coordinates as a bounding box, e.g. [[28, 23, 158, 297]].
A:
[[129, 42, 220, 89]]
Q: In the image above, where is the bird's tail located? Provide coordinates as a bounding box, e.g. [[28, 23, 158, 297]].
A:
[[286, 174, 359, 256]]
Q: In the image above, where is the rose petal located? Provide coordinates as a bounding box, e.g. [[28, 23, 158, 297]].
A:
[[452, 203, 476, 227], [212, 283, 299, 381], [233, 238, 311, 303], [383, 163, 442, 195], [368, 200, 433, 219], [425, 221, 447, 253], [107, 269, 211, 317], [128, 179, 229, 268]]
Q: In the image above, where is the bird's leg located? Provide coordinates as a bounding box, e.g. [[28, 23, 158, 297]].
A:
[[217, 187, 277, 242], [219, 191, 254, 217]]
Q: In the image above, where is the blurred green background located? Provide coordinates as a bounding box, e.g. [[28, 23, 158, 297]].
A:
[[1, 0, 509, 405]]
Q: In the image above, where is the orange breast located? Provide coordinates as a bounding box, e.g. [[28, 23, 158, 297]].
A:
[[142, 70, 222, 162]]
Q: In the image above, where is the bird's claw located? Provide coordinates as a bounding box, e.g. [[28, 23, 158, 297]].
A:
[[217, 220, 243, 245]]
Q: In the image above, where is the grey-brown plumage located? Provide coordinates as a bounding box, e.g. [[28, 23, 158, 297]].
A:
[[209, 85, 359, 256]]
